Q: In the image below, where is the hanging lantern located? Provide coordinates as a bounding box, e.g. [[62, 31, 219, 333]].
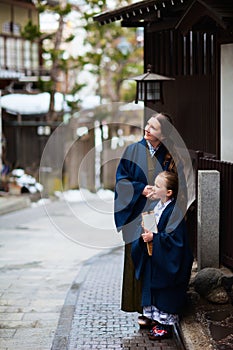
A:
[[130, 64, 175, 104]]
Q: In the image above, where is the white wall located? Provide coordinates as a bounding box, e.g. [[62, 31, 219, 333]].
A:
[[221, 44, 233, 162]]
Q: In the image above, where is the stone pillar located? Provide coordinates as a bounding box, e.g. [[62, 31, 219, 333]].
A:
[[197, 170, 220, 270]]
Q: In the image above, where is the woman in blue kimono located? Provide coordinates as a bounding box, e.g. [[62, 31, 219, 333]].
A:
[[115, 113, 176, 314], [114, 112, 193, 328], [131, 171, 193, 340]]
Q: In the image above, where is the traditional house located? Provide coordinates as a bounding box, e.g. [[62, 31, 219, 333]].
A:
[[0, 0, 53, 180], [0, 0, 43, 90], [94, 0, 233, 161], [94, 0, 233, 268], [0, 0, 94, 195]]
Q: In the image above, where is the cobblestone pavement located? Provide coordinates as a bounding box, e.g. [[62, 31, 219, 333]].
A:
[[54, 247, 179, 350], [0, 201, 104, 350]]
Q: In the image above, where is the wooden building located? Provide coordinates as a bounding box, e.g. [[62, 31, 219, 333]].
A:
[[0, 0, 53, 180], [0, 0, 43, 90], [94, 1, 233, 269], [94, 0, 233, 161]]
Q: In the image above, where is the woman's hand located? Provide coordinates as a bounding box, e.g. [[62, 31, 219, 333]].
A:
[[142, 185, 154, 197], [141, 228, 153, 242], [146, 186, 157, 199]]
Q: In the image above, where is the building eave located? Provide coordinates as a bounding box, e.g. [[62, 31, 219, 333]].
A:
[[93, 0, 190, 26], [93, 0, 233, 34]]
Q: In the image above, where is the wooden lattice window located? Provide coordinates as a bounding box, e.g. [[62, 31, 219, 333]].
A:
[[2, 22, 21, 35]]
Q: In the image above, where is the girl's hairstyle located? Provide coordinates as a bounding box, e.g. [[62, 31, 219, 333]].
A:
[[157, 171, 178, 199]]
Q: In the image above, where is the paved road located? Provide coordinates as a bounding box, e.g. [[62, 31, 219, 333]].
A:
[[0, 197, 116, 350], [53, 247, 180, 350], [0, 196, 181, 350]]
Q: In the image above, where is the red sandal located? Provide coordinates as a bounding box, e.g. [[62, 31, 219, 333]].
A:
[[148, 324, 172, 340]]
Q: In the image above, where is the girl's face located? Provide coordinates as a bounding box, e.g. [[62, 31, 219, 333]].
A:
[[153, 174, 171, 203], [144, 117, 162, 145]]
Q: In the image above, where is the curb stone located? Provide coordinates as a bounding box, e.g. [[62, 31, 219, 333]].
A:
[[0, 196, 31, 215], [51, 262, 91, 350]]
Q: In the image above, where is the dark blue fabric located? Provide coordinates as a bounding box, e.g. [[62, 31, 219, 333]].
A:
[[114, 139, 170, 243], [131, 201, 193, 314]]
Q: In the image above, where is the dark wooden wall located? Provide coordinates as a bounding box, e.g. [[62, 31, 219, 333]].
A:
[[198, 155, 233, 269], [3, 125, 44, 172], [145, 28, 219, 157]]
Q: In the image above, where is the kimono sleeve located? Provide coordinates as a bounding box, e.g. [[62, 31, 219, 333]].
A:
[[151, 219, 193, 289], [114, 144, 147, 231]]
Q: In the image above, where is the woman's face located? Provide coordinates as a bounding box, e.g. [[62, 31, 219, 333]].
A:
[[144, 116, 163, 146]]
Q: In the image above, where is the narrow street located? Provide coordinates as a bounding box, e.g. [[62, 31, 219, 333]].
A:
[[0, 194, 214, 350], [0, 194, 121, 350]]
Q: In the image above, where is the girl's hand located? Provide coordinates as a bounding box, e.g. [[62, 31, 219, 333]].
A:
[[141, 229, 153, 242]]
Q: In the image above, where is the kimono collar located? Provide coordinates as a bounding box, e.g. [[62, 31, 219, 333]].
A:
[[146, 141, 161, 158]]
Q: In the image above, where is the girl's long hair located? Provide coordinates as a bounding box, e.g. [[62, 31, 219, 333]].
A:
[[158, 171, 178, 199]]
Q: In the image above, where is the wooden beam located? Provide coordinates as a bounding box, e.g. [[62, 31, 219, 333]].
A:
[[0, 0, 35, 10], [147, 18, 179, 32], [121, 21, 147, 27], [175, 0, 227, 35]]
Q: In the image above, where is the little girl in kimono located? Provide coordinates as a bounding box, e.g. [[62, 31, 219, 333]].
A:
[[131, 171, 193, 340]]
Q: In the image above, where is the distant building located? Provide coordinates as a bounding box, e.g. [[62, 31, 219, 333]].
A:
[[0, 0, 51, 177], [0, 0, 46, 91]]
